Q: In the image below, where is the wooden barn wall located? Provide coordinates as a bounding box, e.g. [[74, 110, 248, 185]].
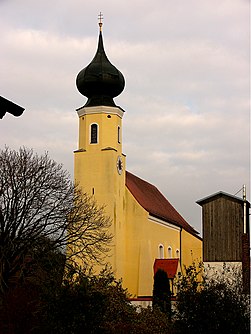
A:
[[203, 198, 243, 261]]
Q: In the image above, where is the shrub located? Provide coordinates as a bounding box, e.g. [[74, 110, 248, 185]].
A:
[[174, 262, 250, 334]]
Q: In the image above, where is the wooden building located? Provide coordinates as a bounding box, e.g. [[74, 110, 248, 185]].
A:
[[197, 191, 249, 262]]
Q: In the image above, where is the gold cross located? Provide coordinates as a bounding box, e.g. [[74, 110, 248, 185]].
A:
[[98, 12, 103, 31]]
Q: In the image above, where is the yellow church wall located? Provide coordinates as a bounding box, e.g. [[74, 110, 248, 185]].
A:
[[123, 188, 181, 297], [123, 188, 149, 296], [181, 229, 202, 270], [75, 150, 127, 274], [75, 150, 124, 198]]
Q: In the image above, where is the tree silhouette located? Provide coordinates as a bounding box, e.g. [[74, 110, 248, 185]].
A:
[[152, 269, 171, 317], [0, 147, 112, 298]]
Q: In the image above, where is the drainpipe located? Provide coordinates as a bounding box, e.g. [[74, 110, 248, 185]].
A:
[[242, 184, 250, 294], [180, 227, 182, 274], [243, 184, 246, 234]]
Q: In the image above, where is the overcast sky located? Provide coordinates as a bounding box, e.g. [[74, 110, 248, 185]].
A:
[[0, 0, 250, 234]]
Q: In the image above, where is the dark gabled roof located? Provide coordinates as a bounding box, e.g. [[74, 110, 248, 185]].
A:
[[196, 191, 250, 207], [0, 96, 25, 119], [125, 171, 199, 236]]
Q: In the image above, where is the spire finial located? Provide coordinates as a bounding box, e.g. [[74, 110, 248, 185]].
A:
[[98, 12, 103, 32]]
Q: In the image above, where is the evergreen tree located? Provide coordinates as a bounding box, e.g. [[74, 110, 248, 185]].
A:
[[152, 269, 171, 317]]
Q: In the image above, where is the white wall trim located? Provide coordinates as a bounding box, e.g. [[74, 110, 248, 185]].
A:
[[149, 215, 181, 232], [77, 105, 124, 118]]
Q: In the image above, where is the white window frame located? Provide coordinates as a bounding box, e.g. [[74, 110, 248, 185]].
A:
[[158, 244, 164, 259], [90, 123, 99, 144]]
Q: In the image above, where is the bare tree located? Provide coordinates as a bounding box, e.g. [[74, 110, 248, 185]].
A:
[[0, 147, 112, 297]]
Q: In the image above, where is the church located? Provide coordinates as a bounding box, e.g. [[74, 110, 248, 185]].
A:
[[74, 20, 202, 300]]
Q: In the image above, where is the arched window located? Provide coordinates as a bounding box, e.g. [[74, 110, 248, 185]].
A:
[[159, 244, 164, 259], [176, 249, 180, 258], [168, 246, 172, 259], [90, 123, 98, 144]]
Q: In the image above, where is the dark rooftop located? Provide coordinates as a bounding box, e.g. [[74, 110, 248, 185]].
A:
[[126, 171, 199, 236], [196, 191, 250, 206], [0, 96, 25, 119]]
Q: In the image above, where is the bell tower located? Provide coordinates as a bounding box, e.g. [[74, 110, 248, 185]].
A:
[[74, 17, 126, 275]]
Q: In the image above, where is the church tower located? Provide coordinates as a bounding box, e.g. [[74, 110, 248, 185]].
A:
[[74, 18, 202, 299], [74, 18, 126, 275]]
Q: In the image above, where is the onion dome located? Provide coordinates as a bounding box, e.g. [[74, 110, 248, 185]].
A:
[[76, 22, 125, 107]]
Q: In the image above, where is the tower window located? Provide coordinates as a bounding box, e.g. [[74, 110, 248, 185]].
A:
[[90, 123, 98, 144], [118, 126, 121, 143], [176, 249, 180, 258], [158, 244, 164, 259]]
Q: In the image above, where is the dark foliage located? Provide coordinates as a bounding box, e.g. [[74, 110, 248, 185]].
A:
[[35, 266, 124, 333], [174, 263, 250, 334], [39, 266, 174, 334], [0, 282, 40, 334], [39, 267, 140, 333], [0, 247, 66, 333]]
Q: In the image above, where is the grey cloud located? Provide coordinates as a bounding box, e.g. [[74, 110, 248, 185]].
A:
[[0, 0, 249, 234]]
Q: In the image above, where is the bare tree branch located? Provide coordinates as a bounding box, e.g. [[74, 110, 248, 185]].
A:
[[0, 147, 112, 297]]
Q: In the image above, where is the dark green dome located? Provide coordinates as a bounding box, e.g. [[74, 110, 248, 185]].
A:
[[76, 30, 125, 107]]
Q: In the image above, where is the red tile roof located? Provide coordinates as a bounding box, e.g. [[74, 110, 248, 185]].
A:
[[126, 171, 198, 236], [154, 259, 179, 279]]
